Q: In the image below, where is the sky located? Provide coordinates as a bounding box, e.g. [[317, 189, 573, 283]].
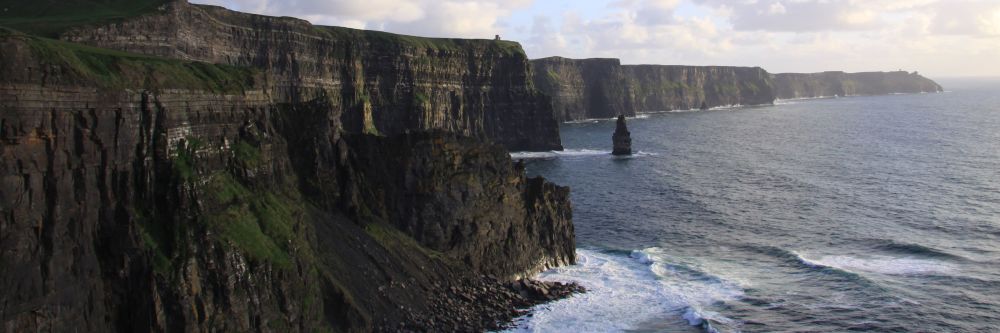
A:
[[192, 0, 1000, 78]]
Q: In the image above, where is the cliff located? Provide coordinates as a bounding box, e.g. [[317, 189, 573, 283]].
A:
[[531, 57, 775, 121], [531, 57, 635, 121], [531, 57, 945, 122], [0, 3, 573, 332], [56, 0, 561, 151], [773, 71, 944, 99]]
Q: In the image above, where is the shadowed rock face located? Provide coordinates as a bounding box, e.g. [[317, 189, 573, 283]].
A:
[[0, 3, 574, 331], [612, 115, 632, 156], [531, 57, 776, 121], [61, 0, 561, 151], [773, 71, 944, 99], [531, 57, 635, 122]]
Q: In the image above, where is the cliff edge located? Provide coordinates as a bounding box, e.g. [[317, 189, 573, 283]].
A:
[[531, 57, 944, 122], [0, 1, 574, 331], [773, 71, 944, 99], [531, 57, 775, 122]]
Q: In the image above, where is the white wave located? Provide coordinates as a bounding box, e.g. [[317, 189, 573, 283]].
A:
[[501, 248, 742, 333], [509, 149, 611, 160], [796, 254, 956, 276], [630, 249, 655, 265], [510, 149, 660, 160], [563, 114, 650, 124]]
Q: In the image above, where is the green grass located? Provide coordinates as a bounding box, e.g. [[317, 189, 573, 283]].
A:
[[413, 91, 430, 106], [1, 29, 256, 92], [201, 173, 311, 269], [132, 206, 175, 275], [364, 223, 448, 261], [171, 138, 202, 181], [318, 25, 525, 57], [0, 0, 169, 38], [232, 141, 261, 165]]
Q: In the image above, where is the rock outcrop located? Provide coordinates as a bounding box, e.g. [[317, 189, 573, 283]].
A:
[[531, 57, 775, 121], [0, 5, 574, 332], [773, 71, 944, 99], [60, 0, 562, 151], [612, 115, 632, 156]]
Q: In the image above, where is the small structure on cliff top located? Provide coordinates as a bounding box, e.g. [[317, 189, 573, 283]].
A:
[[612, 115, 632, 156], [495, 35, 501, 41]]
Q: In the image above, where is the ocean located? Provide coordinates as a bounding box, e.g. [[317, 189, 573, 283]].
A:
[[506, 78, 1000, 332]]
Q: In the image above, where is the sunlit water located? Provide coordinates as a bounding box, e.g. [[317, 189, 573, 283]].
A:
[[506, 79, 1000, 332]]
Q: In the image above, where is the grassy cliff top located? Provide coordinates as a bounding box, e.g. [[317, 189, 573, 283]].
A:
[[317, 25, 527, 57], [0, 0, 170, 37], [1, 28, 256, 92]]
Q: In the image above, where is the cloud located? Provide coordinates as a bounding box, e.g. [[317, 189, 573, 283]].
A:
[[192, 0, 532, 38], [691, 0, 882, 31], [195, 0, 1000, 76]]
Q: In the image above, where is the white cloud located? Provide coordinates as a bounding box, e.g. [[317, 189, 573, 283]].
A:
[[194, 0, 1000, 76], [192, 0, 532, 38], [768, 2, 787, 15]]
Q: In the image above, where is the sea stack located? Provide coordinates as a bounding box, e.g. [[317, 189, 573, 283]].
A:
[[612, 115, 633, 155]]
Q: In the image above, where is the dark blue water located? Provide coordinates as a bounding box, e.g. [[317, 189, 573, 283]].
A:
[[508, 79, 1000, 332]]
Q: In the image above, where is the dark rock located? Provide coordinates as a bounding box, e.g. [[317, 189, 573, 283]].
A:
[[531, 57, 776, 121], [531, 57, 944, 123], [612, 115, 632, 156], [772, 71, 944, 99], [0, 3, 575, 332], [61, 0, 562, 152]]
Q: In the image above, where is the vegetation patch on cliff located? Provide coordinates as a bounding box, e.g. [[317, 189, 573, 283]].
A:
[[364, 223, 449, 261], [2, 29, 256, 92], [0, 0, 170, 37], [319, 26, 526, 57], [201, 172, 309, 269]]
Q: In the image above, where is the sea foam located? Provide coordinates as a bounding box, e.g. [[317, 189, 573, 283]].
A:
[[509, 149, 657, 160], [502, 248, 741, 333], [796, 254, 956, 276]]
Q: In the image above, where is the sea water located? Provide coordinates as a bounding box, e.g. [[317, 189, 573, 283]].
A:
[[506, 78, 1000, 332]]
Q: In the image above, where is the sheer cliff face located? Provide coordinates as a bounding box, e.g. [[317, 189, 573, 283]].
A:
[[62, 0, 561, 151], [623, 65, 775, 112], [773, 71, 944, 99], [531, 57, 775, 121], [531, 57, 634, 122], [0, 14, 572, 333]]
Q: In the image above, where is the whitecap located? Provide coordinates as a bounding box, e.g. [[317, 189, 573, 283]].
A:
[[509, 149, 656, 160], [796, 254, 956, 276], [501, 248, 742, 333], [563, 114, 651, 124]]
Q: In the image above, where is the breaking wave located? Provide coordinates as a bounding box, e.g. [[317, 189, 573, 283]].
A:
[[502, 248, 742, 333]]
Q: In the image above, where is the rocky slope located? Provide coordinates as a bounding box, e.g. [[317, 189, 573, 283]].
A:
[[0, 4, 573, 332], [773, 71, 944, 99], [531, 57, 775, 121], [60, 0, 561, 151]]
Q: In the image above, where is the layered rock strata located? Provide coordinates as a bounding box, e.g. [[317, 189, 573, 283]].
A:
[[531, 57, 775, 121], [531, 57, 945, 122], [0, 10, 573, 332], [62, 0, 561, 151]]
